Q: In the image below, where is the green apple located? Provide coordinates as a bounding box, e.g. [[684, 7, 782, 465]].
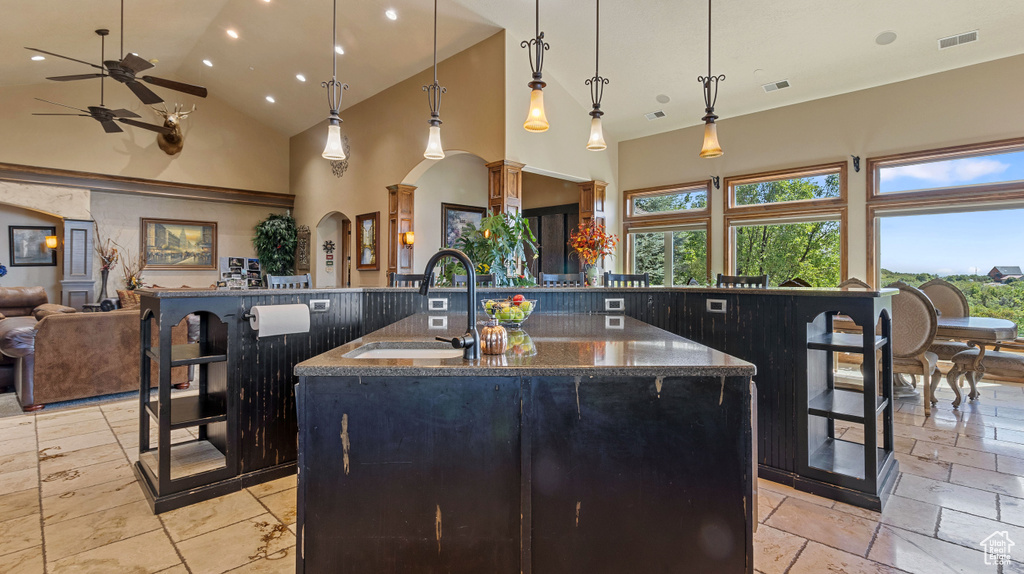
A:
[[497, 307, 515, 322], [518, 301, 533, 314]]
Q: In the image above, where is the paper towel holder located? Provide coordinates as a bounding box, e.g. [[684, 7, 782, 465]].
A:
[[242, 311, 255, 321]]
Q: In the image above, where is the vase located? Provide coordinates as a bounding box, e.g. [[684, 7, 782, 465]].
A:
[[585, 264, 600, 287], [98, 268, 109, 302]]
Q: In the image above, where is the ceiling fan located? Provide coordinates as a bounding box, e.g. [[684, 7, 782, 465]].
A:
[[33, 29, 172, 135], [25, 0, 208, 105]]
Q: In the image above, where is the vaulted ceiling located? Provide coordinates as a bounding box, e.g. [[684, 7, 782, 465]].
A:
[[3, 0, 1022, 141]]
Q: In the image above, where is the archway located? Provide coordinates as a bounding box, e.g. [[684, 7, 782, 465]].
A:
[[314, 211, 351, 288]]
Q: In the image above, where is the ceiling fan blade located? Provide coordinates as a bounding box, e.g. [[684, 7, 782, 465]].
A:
[[32, 113, 91, 116], [109, 108, 141, 119], [141, 76, 208, 98], [125, 81, 164, 105], [118, 118, 172, 135], [120, 53, 155, 73], [99, 120, 124, 134], [46, 73, 106, 82], [34, 98, 90, 114], [24, 47, 104, 70]]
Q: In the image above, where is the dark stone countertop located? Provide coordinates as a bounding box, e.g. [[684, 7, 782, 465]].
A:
[[294, 313, 756, 378], [139, 286, 896, 298]]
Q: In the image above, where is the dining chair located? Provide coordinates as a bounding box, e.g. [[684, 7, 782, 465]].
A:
[[918, 278, 973, 361], [267, 274, 312, 289], [888, 281, 942, 415], [838, 277, 871, 289], [716, 274, 768, 288], [539, 272, 585, 287], [780, 277, 811, 287], [453, 274, 495, 287], [389, 272, 433, 288], [603, 272, 650, 287], [687, 278, 700, 286]]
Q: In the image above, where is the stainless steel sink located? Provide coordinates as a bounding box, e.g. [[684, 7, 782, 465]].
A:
[[343, 342, 464, 360]]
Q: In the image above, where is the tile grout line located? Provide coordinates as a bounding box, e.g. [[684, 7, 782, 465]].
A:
[[863, 520, 883, 559], [32, 411, 50, 574], [780, 538, 809, 574]]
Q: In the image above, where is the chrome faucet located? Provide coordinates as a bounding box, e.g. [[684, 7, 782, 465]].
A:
[[420, 248, 480, 360]]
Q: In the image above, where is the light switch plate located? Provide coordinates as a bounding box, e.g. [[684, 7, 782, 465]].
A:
[[428, 298, 448, 311], [428, 316, 448, 329], [707, 299, 727, 314], [605, 298, 625, 312], [309, 299, 330, 312]]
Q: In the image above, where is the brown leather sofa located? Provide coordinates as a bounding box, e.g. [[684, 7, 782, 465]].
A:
[[0, 306, 188, 411], [0, 286, 49, 385]]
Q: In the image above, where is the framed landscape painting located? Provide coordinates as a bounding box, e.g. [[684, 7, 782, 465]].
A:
[[9, 226, 57, 266], [356, 212, 379, 271], [140, 218, 217, 270], [442, 203, 486, 248]]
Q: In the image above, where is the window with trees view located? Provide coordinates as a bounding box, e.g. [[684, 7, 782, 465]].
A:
[[733, 171, 842, 206], [630, 187, 707, 215], [631, 228, 709, 286], [623, 180, 712, 287], [733, 220, 841, 287]]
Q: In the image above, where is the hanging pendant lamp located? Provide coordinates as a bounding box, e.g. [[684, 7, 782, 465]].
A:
[[322, 0, 349, 161], [586, 0, 608, 151], [522, 0, 550, 132], [698, 0, 725, 158], [423, 0, 446, 160]]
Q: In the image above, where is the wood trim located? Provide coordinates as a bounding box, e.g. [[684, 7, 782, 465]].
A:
[[623, 217, 712, 285], [621, 180, 711, 223], [386, 184, 416, 275], [355, 212, 380, 271], [724, 161, 847, 214], [724, 207, 848, 283], [0, 162, 294, 209]]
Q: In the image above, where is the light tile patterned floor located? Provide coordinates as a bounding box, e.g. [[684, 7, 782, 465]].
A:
[[2, 381, 1024, 572]]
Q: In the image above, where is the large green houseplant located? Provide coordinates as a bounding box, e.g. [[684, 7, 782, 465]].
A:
[[439, 211, 538, 287], [253, 213, 298, 276]]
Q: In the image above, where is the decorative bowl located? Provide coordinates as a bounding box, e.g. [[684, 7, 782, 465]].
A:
[[481, 298, 538, 329]]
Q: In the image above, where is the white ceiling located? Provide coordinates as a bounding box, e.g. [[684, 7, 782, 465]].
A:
[[3, 0, 1023, 140]]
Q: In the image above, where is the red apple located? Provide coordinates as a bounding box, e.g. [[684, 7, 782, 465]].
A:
[[513, 294, 525, 303]]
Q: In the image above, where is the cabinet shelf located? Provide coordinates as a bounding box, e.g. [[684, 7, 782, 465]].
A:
[[807, 333, 887, 353], [146, 395, 227, 430], [808, 389, 888, 423], [808, 438, 885, 481], [139, 439, 227, 482], [145, 343, 227, 367]]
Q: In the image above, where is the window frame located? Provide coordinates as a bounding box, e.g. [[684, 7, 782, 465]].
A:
[[724, 208, 848, 284], [624, 218, 712, 286], [724, 161, 847, 214], [622, 180, 711, 224]]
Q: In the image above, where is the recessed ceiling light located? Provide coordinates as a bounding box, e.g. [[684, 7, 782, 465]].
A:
[[296, 74, 306, 82], [655, 94, 671, 104], [202, 59, 213, 67], [875, 31, 897, 46], [227, 29, 239, 39], [335, 45, 344, 55], [31, 55, 45, 61], [385, 9, 398, 20], [266, 96, 276, 103]]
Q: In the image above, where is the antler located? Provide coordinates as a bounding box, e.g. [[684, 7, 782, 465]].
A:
[[150, 103, 170, 117], [177, 104, 197, 118]]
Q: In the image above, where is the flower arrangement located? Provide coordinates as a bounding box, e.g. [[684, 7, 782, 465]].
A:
[[0, 263, 7, 278], [121, 250, 145, 290], [95, 238, 120, 271], [568, 220, 618, 266]]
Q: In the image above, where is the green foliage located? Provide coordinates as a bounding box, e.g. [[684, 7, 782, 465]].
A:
[[253, 213, 297, 276], [633, 190, 707, 214], [437, 211, 538, 287], [880, 269, 1024, 332], [632, 230, 709, 286]]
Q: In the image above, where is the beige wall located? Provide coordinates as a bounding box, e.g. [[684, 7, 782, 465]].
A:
[[619, 54, 1024, 283], [90, 191, 286, 291], [522, 172, 579, 210], [314, 212, 348, 288], [412, 153, 489, 272], [290, 32, 506, 287], [0, 80, 290, 193], [0, 205, 62, 302]]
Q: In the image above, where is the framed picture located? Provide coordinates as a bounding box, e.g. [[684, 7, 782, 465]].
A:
[[355, 212, 379, 271], [140, 218, 217, 270], [442, 203, 486, 248], [9, 226, 57, 266]]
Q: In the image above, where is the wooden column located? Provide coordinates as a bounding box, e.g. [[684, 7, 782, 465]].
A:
[[486, 160, 525, 215], [387, 184, 416, 276], [61, 219, 94, 309], [578, 180, 608, 227]]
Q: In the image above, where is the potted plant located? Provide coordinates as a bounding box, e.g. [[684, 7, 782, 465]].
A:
[[569, 220, 618, 286], [438, 211, 538, 287], [253, 214, 298, 277]]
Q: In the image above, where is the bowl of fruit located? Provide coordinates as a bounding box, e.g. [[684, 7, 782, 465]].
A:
[[481, 294, 537, 329], [506, 328, 537, 357]]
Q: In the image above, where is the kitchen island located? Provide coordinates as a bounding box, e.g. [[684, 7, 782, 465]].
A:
[[294, 313, 757, 573]]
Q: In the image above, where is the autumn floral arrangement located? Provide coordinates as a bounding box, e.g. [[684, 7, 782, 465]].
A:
[[121, 250, 145, 290], [96, 238, 120, 271], [569, 220, 618, 266]]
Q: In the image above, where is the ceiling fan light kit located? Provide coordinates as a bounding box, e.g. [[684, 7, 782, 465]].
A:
[[522, 0, 550, 133], [422, 0, 447, 161], [322, 0, 349, 161]]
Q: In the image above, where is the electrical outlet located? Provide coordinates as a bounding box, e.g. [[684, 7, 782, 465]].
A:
[[309, 299, 330, 312], [605, 298, 625, 311], [429, 316, 448, 329], [605, 315, 624, 329], [428, 298, 448, 311], [706, 299, 727, 314]]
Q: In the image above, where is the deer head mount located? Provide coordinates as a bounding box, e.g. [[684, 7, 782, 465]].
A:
[[151, 103, 196, 155]]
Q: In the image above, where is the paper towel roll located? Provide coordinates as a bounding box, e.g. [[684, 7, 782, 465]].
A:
[[249, 304, 311, 338]]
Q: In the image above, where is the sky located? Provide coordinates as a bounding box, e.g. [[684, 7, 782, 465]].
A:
[[879, 151, 1024, 275]]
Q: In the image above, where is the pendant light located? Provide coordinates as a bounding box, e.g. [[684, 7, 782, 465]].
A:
[[522, 0, 550, 132], [321, 0, 349, 161], [422, 0, 446, 160], [585, 0, 608, 151], [697, 0, 725, 158]]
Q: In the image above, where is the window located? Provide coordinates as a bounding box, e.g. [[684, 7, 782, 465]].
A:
[[629, 226, 710, 286], [876, 141, 1024, 195], [727, 163, 846, 210], [731, 218, 842, 287], [625, 182, 710, 220]]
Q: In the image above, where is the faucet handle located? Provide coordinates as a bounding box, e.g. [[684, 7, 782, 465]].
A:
[[436, 335, 474, 349]]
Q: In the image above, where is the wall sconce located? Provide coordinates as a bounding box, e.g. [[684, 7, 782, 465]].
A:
[[401, 231, 415, 248], [45, 235, 59, 250]]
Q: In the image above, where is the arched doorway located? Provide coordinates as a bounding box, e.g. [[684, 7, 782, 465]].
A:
[[315, 211, 351, 288]]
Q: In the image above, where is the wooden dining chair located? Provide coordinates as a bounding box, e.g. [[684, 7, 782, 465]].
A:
[[918, 278, 973, 362], [716, 274, 768, 288], [603, 272, 649, 288], [838, 277, 872, 289], [539, 272, 585, 287], [888, 281, 942, 415], [267, 274, 311, 289], [687, 278, 700, 286], [780, 277, 811, 287], [389, 272, 433, 288], [453, 274, 495, 287]]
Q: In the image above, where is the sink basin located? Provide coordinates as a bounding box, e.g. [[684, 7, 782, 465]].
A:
[[343, 342, 464, 360]]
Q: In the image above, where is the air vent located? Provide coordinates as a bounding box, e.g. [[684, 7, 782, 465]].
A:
[[938, 30, 978, 49], [762, 79, 791, 93], [645, 110, 667, 121]]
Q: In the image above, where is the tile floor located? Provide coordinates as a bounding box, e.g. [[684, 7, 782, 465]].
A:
[[2, 381, 1024, 572]]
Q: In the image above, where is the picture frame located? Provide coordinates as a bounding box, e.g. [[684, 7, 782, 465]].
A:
[[441, 203, 486, 248], [355, 212, 380, 271], [9, 226, 57, 267], [140, 218, 217, 270]]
